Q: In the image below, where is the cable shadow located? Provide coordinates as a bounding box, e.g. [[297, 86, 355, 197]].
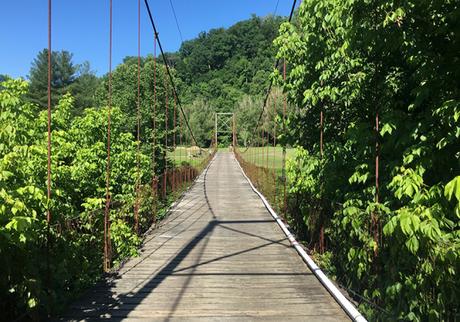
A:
[[117, 156, 217, 279], [164, 152, 218, 319], [169, 237, 288, 275], [58, 153, 303, 321]]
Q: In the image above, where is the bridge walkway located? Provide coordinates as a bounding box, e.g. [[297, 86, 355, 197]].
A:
[[61, 152, 350, 321]]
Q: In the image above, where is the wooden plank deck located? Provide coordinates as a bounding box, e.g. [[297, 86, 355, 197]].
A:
[[60, 152, 350, 321]]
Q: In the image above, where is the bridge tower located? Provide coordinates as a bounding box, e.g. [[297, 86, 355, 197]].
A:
[[214, 112, 235, 148]]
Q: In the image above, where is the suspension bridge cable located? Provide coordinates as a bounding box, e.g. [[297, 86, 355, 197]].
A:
[[260, 0, 297, 123], [273, 0, 281, 16], [143, 0, 199, 147], [163, 67, 169, 199], [103, 0, 113, 272], [374, 110, 380, 257], [46, 0, 52, 299], [151, 34, 158, 223], [46, 0, 52, 225], [168, 0, 184, 44], [134, 0, 141, 234], [272, 92, 277, 207], [282, 59, 287, 218], [243, 0, 297, 150], [173, 92, 177, 191]]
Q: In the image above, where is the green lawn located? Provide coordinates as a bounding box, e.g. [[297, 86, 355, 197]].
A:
[[167, 146, 212, 167], [167, 146, 296, 171], [234, 146, 295, 213], [237, 146, 295, 170]]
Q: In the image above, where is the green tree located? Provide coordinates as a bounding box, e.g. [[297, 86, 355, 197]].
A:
[[28, 49, 76, 107], [175, 15, 285, 111], [183, 98, 214, 147], [27, 50, 99, 113], [275, 0, 460, 319], [69, 61, 99, 115], [0, 78, 155, 319], [0, 74, 8, 83]]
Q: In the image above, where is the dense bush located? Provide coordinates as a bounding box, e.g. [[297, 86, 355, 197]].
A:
[[0, 77, 178, 319], [276, 0, 459, 319]]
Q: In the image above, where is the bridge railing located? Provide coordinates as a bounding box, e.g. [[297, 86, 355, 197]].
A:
[[234, 87, 288, 217]]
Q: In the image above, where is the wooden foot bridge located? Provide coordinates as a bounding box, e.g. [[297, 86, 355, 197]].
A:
[[4, 0, 456, 319], [59, 152, 354, 321], [24, 0, 369, 320]]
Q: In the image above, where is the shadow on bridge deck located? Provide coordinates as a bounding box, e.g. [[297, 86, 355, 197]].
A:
[[58, 152, 349, 321]]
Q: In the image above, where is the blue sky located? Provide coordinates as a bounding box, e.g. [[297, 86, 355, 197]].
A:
[[1, 0, 296, 78]]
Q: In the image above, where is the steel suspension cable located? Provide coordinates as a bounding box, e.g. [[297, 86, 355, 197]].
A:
[[168, 0, 184, 44], [257, 126, 260, 184], [320, 96, 324, 253], [134, 0, 141, 234], [103, 0, 113, 272], [243, 0, 297, 151], [256, 127, 259, 166], [179, 111, 183, 186], [186, 108, 191, 182], [375, 113, 379, 204], [272, 92, 277, 208], [152, 34, 157, 222], [143, 0, 199, 147], [264, 101, 268, 172], [320, 110, 324, 158], [163, 66, 169, 199], [266, 107, 269, 170], [232, 113, 236, 148], [45, 0, 52, 296], [374, 111, 380, 257], [273, 0, 281, 16], [173, 92, 177, 192], [47, 0, 52, 225], [282, 59, 287, 219]]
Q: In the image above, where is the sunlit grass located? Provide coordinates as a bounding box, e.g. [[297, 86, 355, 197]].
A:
[[233, 146, 295, 214], [167, 145, 296, 173], [237, 146, 295, 171], [167, 146, 212, 167]]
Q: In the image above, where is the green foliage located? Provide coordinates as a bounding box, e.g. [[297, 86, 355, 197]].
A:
[[110, 219, 141, 264], [0, 78, 175, 319], [277, 0, 460, 319], [175, 15, 284, 114], [169, 15, 288, 147], [27, 49, 99, 114], [183, 98, 214, 146], [95, 56, 185, 151]]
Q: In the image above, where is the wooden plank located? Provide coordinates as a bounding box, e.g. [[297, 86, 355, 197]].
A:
[[59, 152, 350, 321]]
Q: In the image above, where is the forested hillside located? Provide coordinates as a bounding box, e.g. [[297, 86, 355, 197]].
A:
[[172, 15, 285, 146], [175, 15, 283, 110], [22, 15, 284, 147]]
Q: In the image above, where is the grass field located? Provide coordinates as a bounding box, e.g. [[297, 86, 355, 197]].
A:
[[234, 146, 296, 214], [167, 146, 296, 170], [167, 146, 212, 167], [237, 146, 296, 170]]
